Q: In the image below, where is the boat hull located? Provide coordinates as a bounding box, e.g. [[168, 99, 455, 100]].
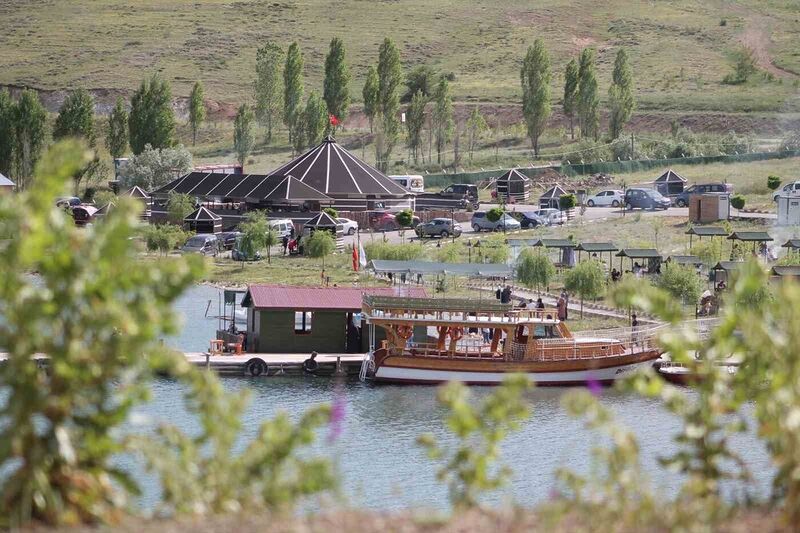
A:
[[373, 351, 659, 386]]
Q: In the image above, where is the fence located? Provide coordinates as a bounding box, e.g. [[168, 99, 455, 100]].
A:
[[421, 150, 800, 189]]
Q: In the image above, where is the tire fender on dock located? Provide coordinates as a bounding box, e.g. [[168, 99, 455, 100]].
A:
[[245, 358, 267, 377]]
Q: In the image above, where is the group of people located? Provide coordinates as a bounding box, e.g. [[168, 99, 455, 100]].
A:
[[282, 235, 302, 255], [496, 285, 571, 322]]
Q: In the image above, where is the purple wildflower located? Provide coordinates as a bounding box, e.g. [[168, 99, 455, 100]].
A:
[[586, 376, 603, 397], [327, 391, 346, 443]]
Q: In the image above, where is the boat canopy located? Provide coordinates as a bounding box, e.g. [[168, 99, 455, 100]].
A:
[[367, 259, 512, 279]]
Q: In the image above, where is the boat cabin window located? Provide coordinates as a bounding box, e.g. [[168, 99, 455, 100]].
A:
[[532, 323, 560, 339], [294, 311, 312, 334]]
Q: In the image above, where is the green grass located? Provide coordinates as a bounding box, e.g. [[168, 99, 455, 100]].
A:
[[2, 0, 798, 113]]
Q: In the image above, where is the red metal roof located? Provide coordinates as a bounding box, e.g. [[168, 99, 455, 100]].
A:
[[242, 285, 427, 310]]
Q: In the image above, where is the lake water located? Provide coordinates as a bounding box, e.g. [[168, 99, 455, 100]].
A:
[[115, 284, 777, 511]]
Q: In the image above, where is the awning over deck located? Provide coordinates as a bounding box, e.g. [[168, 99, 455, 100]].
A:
[[368, 259, 512, 278], [616, 248, 661, 259], [576, 242, 618, 253], [686, 226, 728, 237], [727, 231, 773, 242]]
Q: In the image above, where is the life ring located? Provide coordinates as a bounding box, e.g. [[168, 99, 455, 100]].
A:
[[396, 325, 413, 340], [448, 327, 464, 341], [245, 358, 267, 377]]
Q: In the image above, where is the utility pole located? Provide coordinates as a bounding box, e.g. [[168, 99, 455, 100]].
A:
[[630, 132, 635, 158]]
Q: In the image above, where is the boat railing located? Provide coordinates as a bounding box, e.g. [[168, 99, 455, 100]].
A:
[[366, 307, 559, 326], [359, 351, 375, 382], [394, 340, 500, 360]]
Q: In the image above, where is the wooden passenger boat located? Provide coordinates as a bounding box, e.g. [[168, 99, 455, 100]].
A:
[[359, 296, 663, 386]]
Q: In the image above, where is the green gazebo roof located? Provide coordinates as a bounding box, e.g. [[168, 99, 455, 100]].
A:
[[712, 261, 745, 271], [668, 255, 703, 266], [727, 231, 773, 242], [616, 248, 662, 259], [781, 239, 800, 249], [532, 238, 576, 249], [576, 242, 618, 253], [686, 226, 728, 237], [771, 265, 800, 277]]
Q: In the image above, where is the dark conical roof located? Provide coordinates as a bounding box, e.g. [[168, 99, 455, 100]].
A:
[[184, 206, 221, 222], [125, 185, 150, 198], [152, 172, 331, 202], [268, 136, 408, 197], [540, 184, 567, 199], [496, 168, 529, 183], [654, 168, 687, 183], [304, 211, 339, 228]]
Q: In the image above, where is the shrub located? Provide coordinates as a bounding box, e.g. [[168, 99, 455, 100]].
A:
[[767, 175, 782, 191], [142, 224, 192, 255], [486, 207, 504, 222], [322, 207, 339, 219], [563, 259, 605, 318], [364, 241, 424, 261], [654, 262, 703, 305], [167, 191, 196, 224], [435, 242, 462, 263], [395, 209, 414, 228], [559, 193, 577, 211], [730, 194, 745, 211], [516, 248, 555, 293]]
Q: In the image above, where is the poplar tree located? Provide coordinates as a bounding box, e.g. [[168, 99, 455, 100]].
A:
[[283, 42, 304, 147], [432, 77, 454, 164], [54, 88, 99, 194], [0, 89, 17, 178], [577, 48, 600, 141], [405, 89, 426, 164], [106, 97, 128, 160], [376, 38, 402, 171], [520, 38, 551, 156], [128, 74, 176, 154], [563, 59, 579, 140], [13, 89, 47, 188], [254, 42, 284, 144], [54, 88, 95, 145], [466, 106, 488, 162], [323, 37, 350, 131], [362, 66, 379, 134], [608, 48, 635, 140], [188, 81, 206, 146], [304, 91, 328, 147], [233, 104, 254, 167]]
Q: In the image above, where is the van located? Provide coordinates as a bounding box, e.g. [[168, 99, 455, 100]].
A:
[[389, 175, 425, 193], [269, 219, 295, 239], [181, 234, 220, 256]]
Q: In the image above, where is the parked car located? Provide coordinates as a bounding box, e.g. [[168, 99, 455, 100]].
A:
[[181, 234, 220, 256], [516, 211, 548, 228], [415, 218, 463, 238], [471, 211, 522, 232], [533, 208, 566, 225], [586, 190, 624, 207], [624, 188, 671, 210], [269, 219, 295, 239], [231, 236, 262, 261], [674, 183, 733, 207], [773, 181, 800, 201], [389, 175, 425, 193], [218, 231, 242, 250], [56, 196, 81, 208], [337, 217, 359, 235], [370, 212, 421, 232]]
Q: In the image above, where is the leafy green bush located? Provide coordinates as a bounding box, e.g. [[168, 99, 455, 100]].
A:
[[767, 175, 782, 191], [322, 207, 339, 219], [486, 207, 504, 223], [304, 230, 336, 270], [0, 141, 203, 527], [418, 375, 531, 508], [364, 241, 424, 261], [516, 248, 555, 293], [653, 262, 702, 305], [730, 194, 745, 211], [435, 242, 462, 263], [559, 193, 577, 211], [394, 209, 414, 228], [167, 191, 196, 224], [563, 259, 605, 317], [142, 224, 192, 255]]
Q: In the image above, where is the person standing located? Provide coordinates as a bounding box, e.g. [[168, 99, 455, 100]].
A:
[[536, 297, 545, 310], [282, 235, 289, 255], [560, 289, 569, 320], [557, 296, 567, 321]]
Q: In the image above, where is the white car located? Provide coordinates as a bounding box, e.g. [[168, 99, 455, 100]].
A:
[[337, 217, 359, 235], [534, 208, 566, 225], [586, 189, 624, 207], [774, 181, 800, 201]]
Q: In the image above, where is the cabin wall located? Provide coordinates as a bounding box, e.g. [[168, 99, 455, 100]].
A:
[[252, 310, 348, 353]]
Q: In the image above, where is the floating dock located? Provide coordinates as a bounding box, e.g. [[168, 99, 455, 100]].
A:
[[0, 352, 366, 378]]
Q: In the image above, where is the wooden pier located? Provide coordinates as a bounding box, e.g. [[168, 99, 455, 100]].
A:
[[0, 352, 366, 378]]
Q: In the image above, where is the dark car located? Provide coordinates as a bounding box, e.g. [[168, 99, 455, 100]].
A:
[[415, 218, 463, 238], [415, 183, 480, 210], [673, 183, 733, 207], [218, 231, 242, 250], [624, 188, 671, 210], [516, 211, 548, 228]]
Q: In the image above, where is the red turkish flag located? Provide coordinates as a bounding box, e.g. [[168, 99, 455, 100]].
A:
[[329, 114, 340, 126], [352, 245, 359, 272]]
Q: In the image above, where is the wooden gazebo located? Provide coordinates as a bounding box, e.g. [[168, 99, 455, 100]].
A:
[[532, 238, 576, 268], [495, 169, 531, 203], [616, 248, 662, 274], [728, 231, 773, 258], [711, 261, 745, 285], [781, 239, 800, 258], [303, 211, 345, 250], [686, 226, 728, 249], [184, 206, 222, 234], [576, 242, 618, 265], [653, 169, 687, 196], [539, 185, 567, 209]]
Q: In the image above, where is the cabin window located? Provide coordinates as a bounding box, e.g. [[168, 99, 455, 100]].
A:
[[533, 324, 560, 339], [294, 312, 312, 334]]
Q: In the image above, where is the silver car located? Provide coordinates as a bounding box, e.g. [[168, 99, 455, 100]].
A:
[[181, 234, 219, 256], [471, 212, 522, 232]]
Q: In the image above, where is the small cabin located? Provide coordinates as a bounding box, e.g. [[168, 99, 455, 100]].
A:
[[241, 285, 427, 354], [653, 169, 687, 197], [495, 169, 531, 203], [184, 206, 222, 234], [539, 185, 567, 209]]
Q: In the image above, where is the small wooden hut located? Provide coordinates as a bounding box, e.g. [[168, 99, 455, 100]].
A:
[[303, 211, 345, 250], [539, 185, 568, 209], [184, 206, 222, 234], [495, 169, 531, 203], [653, 169, 687, 197]]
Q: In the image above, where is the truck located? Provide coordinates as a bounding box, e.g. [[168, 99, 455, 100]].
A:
[[414, 184, 480, 211]]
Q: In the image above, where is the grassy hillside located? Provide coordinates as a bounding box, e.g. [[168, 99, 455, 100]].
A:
[[1, 0, 799, 113]]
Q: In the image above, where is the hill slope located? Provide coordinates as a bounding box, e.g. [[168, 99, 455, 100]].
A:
[[1, 0, 799, 113]]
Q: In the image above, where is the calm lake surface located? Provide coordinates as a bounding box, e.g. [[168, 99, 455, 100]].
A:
[[133, 284, 773, 511]]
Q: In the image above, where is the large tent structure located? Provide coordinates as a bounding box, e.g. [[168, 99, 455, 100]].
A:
[[495, 169, 531, 203], [151, 172, 331, 209], [268, 136, 413, 211], [539, 185, 567, 209], [653, 169, 687, 196]]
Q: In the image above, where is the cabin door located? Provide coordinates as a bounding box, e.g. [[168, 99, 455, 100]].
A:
[[345, 312, 362, 353]]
